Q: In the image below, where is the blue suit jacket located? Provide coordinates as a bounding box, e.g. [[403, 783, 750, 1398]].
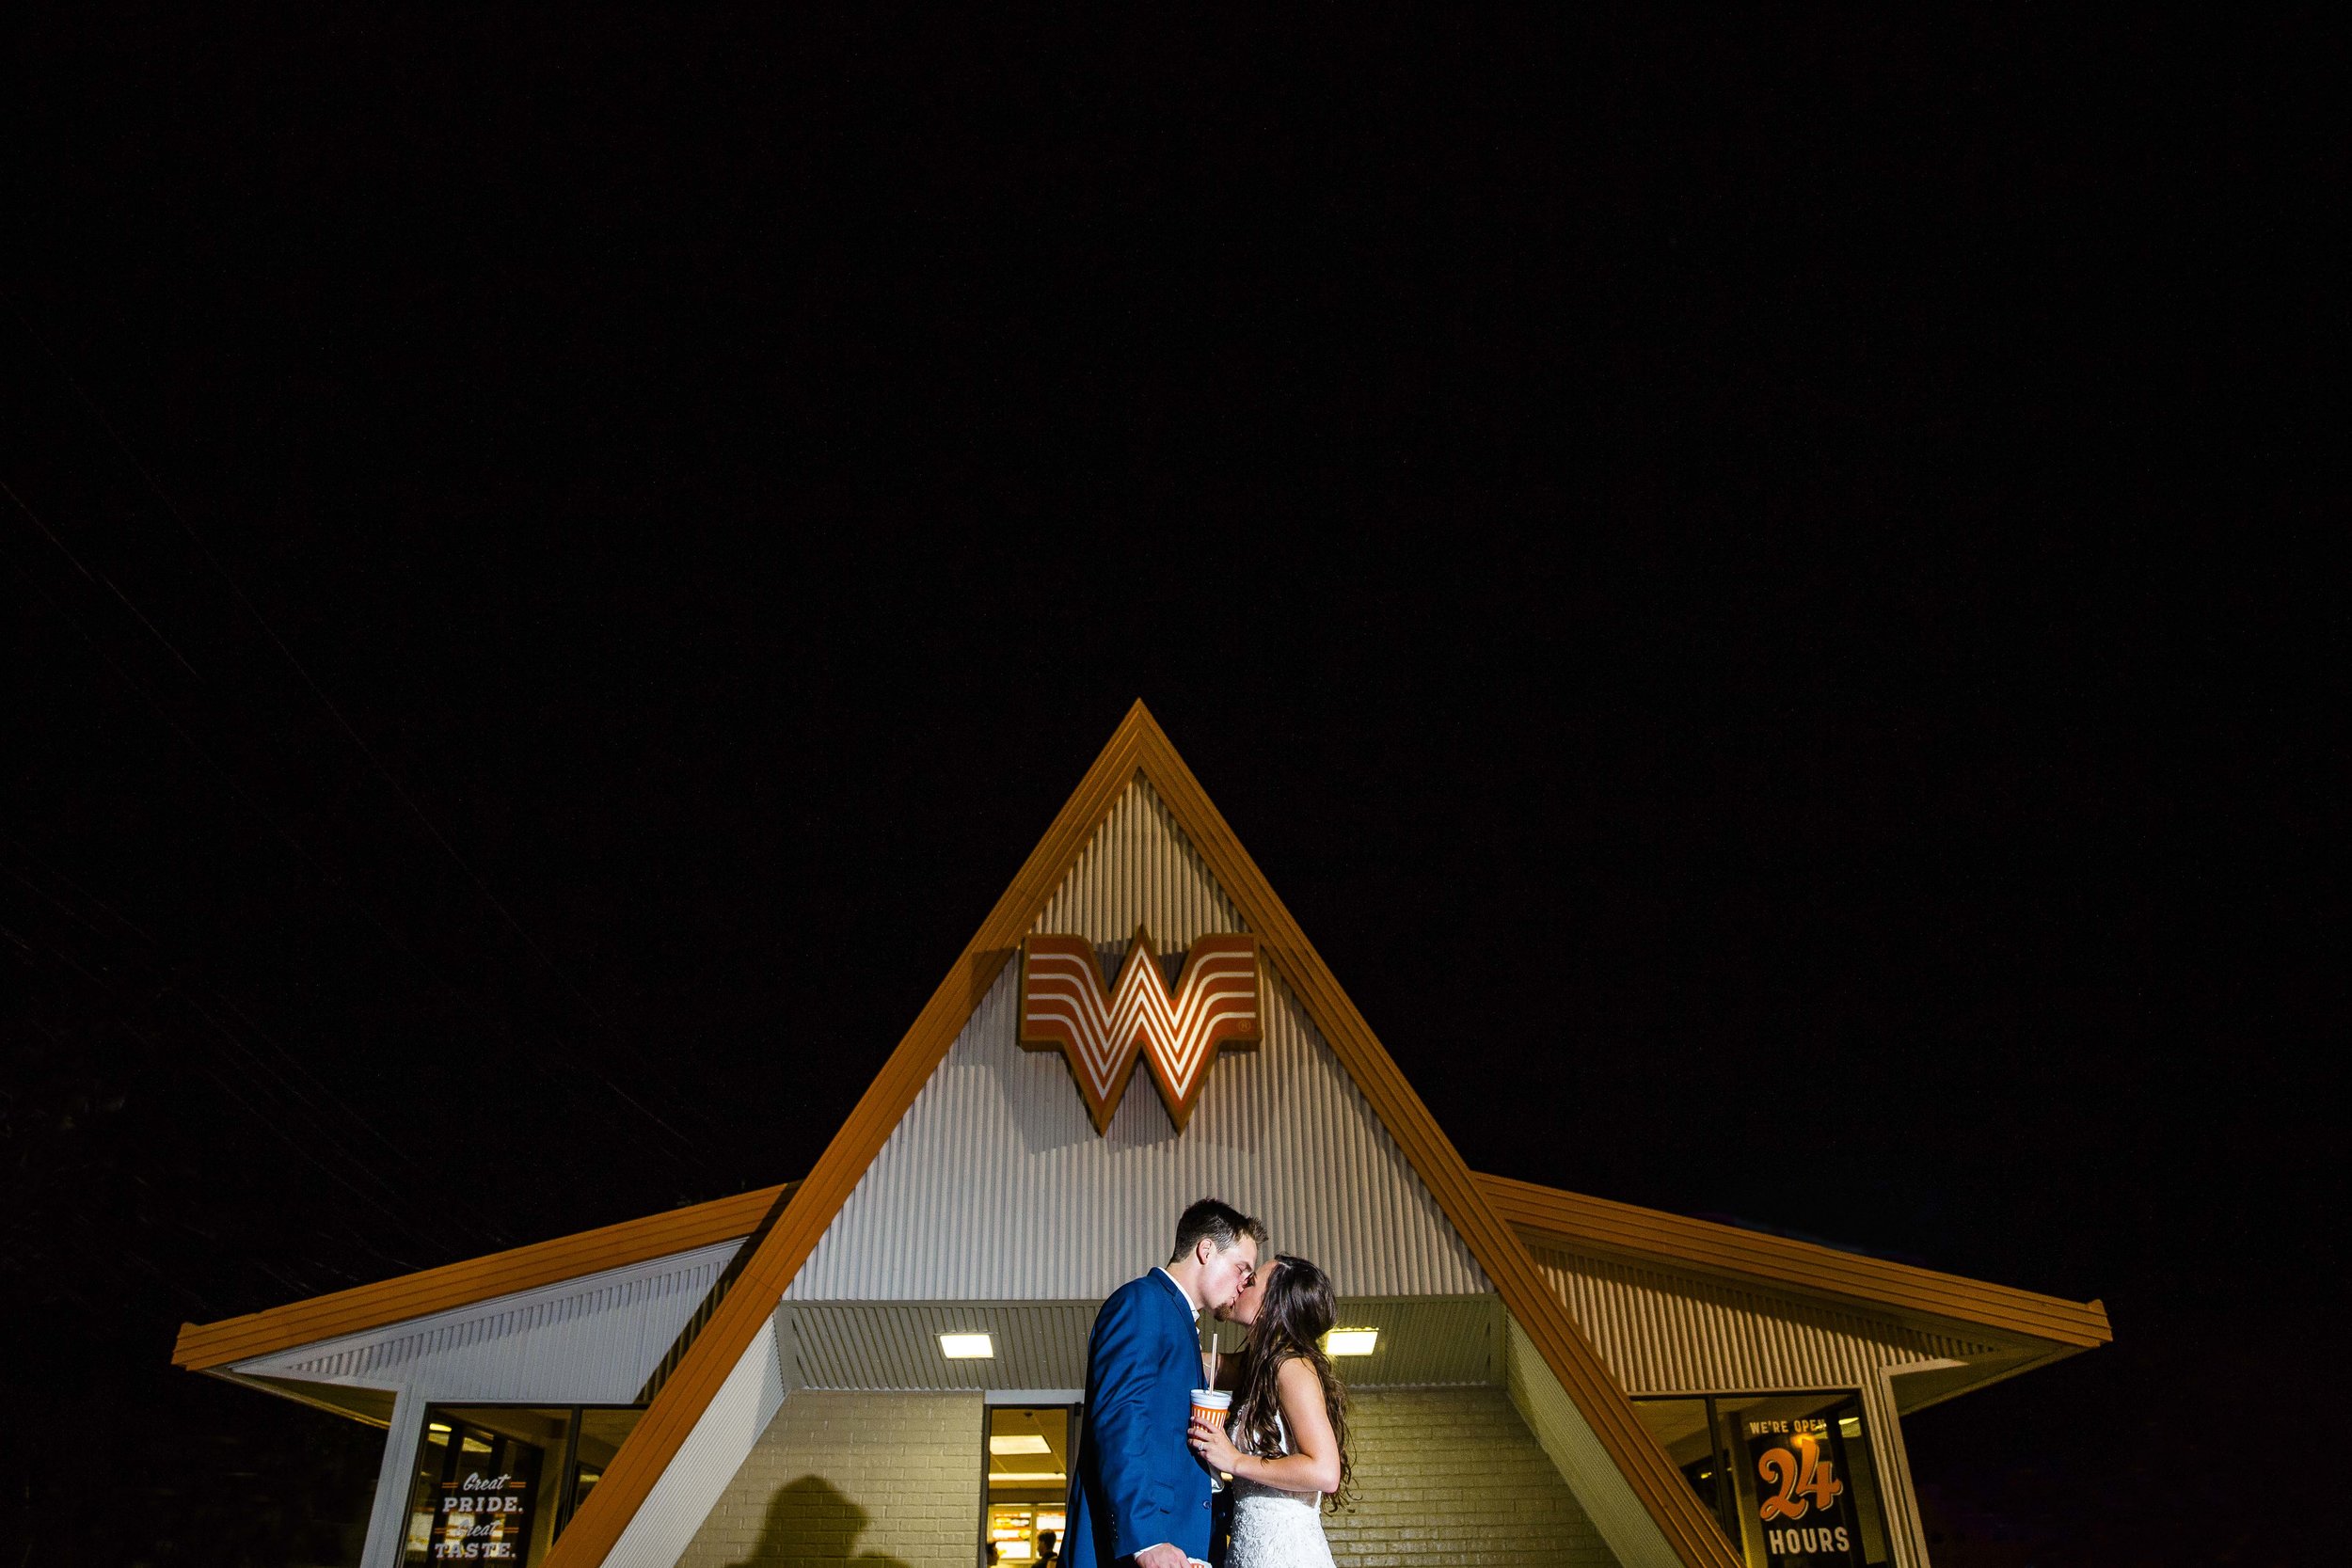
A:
[[1067, 1270, 1211, 1567]]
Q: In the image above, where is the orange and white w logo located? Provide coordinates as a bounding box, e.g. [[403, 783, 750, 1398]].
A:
[[1018, 928, 1262, 1132]]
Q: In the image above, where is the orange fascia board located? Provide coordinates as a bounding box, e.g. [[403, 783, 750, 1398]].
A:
[[545, 703, 1745, 1568], [1477, 1171, 2112, 1351], [172, 1183, 795, 1373]]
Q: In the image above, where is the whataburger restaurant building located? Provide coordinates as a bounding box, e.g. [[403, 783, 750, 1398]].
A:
[[173, 705, 2110, 1568]]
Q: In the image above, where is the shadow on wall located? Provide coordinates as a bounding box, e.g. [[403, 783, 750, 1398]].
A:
[[728, 1475, 914, 1568]]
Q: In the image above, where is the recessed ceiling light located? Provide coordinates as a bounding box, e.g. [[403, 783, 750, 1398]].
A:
[[1323, 1328, 1378, 1356], [940, 1332, 995, 1359], [990, 1433, 1053, 1455]]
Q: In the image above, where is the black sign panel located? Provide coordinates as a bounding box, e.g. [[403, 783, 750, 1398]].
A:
[[1742, 1413, 1864, 1565]]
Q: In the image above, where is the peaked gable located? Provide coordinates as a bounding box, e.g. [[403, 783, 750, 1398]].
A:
[[787, 779, 1485, 1301], [545, 703, 1743, 1568]]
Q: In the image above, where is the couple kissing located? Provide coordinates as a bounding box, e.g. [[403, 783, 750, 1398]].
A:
[[1066, 1198, 1354, 1568]]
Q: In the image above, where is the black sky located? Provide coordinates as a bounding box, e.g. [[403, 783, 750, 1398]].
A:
[[5, 10, 2338, 1566]]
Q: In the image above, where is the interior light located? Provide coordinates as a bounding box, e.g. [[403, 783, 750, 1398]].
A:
[[991, 1433, 1053, 1455], [1838, 1417, 1862, 1436], [1323, 1328, 1379, 1356], [940, 1332, 995, 1359], [426, 1423, 452, 1434], [987, 1471, 1069, 1484]]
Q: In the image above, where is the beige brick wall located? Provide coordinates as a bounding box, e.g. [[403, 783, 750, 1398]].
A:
[[672, 1385, 1615, 1568], [676, 1389, 984, 1568], [1326, 1387, 1619, 1568]]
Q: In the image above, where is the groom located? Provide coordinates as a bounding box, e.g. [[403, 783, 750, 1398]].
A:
[[1068, 1198, 1265, 1568]]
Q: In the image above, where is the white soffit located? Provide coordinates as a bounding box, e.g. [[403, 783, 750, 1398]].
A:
[[787, 779, 1487, 1302], [1526, 1242, 2008, 1396], [783, 1295, 1498, 1390], [232, 1241, 740, 1404]]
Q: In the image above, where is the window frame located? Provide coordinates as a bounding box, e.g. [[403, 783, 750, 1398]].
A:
[[402, 1401, 647, 1564], [1631, 1388, 1889, 1567]]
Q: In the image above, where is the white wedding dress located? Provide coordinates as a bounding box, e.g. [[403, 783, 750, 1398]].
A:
[[1225, 1409, 1335, 1568]]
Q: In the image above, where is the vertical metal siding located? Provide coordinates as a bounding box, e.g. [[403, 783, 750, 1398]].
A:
[[234, 1240, 740, 1403], [1502, 1316, 1685, 1568], [358, 1386, 428, 1568], [788, 779, 1486, 1301], [1031, 776, 1248, 945], [605, 1318, 787, 1568], [1527, 1243, 2000, 1395], [790, 958, 1486, 1297]]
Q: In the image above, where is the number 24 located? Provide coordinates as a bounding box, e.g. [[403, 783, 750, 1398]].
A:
[[1757, 1433, 1844, 1521]]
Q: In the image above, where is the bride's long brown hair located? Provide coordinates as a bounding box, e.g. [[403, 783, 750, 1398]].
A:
[[1232, 1255, 1354, 1511]]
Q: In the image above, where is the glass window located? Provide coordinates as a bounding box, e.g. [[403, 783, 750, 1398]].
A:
[[1634, 1398, 1740, 1541], [985, 1405, 1073, 1564], [401, 1404, 644, 1565], [1635, 1392, 1890, 1567]]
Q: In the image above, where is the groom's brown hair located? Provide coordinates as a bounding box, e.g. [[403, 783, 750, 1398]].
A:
[[1168, 1197, 1266, 1262]]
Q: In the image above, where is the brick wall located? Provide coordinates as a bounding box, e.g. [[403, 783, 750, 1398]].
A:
[[676, 1389, 984, 1568], [1325, 1386, 1618, 1568], [672, 1385, 1613, 1568]]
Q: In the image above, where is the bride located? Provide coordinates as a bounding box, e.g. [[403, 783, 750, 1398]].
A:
[[1189, 1254, 1354, 1568]]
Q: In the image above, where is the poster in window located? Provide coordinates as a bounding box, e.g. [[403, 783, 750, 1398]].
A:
[[431, 1467, 537, 1560], [1741, 1412, 1864, 1565]]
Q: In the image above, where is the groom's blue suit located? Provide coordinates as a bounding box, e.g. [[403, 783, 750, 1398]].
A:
[[1067, 1269, 1211, 1567]]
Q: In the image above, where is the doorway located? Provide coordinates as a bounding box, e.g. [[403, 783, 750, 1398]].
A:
[[981, 1403, 1074, 1565]]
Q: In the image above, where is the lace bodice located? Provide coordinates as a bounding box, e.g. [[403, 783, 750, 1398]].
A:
[[1226, 1409, 1333, 1566]]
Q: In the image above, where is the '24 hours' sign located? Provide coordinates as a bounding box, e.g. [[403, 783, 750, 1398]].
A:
[[1743, 1414, 1863, 1565]]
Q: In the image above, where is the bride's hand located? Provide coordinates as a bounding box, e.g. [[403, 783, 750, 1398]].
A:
[[1188, 1415, 1242, 1476]]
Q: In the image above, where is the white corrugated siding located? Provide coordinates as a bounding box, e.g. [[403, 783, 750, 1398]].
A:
[[606, 1318, 787, 1568], [1528, 1243, 2000, 1395], [1030, 776, 1248, 943], [787, 780, 1486, 1301], [236, 1240, 739, 1403], [1502, 1316, 1684, 1568], [787, 964, 1484, 1301]]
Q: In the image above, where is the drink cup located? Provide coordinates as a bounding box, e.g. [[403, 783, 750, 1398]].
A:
[[1189, 1388, 1233, 1489]]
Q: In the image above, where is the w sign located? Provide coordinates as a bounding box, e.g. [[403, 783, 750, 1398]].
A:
[[1018, 928, 1262, 1132]]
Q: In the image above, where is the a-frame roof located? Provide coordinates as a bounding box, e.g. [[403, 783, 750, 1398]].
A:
[[529, 702, 1743, 1568], [176, 705, 2115, 1563]]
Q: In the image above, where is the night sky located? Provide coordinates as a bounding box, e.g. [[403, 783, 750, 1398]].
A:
[[6, 12, 2333, 1566]]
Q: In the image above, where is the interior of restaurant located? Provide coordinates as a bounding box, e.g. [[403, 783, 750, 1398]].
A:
[[401, 1404, 645, 1564], [984, 1405, 1073, 1563]]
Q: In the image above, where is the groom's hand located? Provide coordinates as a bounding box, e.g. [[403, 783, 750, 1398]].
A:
[[1134, 1544, 1190, 1568]]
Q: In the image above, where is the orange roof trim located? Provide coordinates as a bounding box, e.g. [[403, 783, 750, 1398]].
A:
[[1475, 1172, 2111, 1350], [173, 1184, 796, 1373]]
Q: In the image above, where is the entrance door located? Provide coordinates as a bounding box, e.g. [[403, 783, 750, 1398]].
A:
[[982, 1404, 1074, 1566]]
